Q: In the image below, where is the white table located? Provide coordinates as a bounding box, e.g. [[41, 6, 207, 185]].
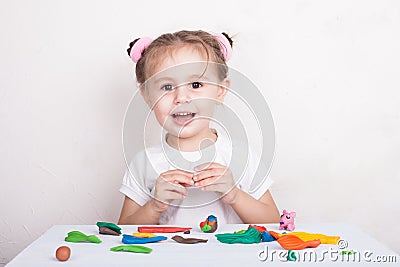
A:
[[6, 223, 398, 266]]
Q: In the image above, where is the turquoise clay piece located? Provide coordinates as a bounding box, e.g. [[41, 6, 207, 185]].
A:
[[65, 231, 102, 244], [215, 227, 261, 244]]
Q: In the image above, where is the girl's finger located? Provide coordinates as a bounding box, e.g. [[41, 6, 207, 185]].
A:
[[161, 173, 194, 186], [194, 168, 226, 182], [162, 169, 194, 178], [194, 162, 223, 171], [201, 183, 223, 193], [155, 184, 188, 201], [195, 176, 222, 187], [164, 183, 188, 196], [162, 190, 187, 201]]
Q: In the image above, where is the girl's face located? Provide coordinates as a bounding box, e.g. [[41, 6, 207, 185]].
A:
[[141, 46, 229, 140]]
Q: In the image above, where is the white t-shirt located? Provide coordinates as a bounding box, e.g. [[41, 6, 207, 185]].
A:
[[120, 129, 273, 224]]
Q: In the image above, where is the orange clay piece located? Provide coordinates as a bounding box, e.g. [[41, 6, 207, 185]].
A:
[[277, 234, 321, 250], [268, 231, 280, 240], [208, 220, 216, 226], [278, 232, 340, 245]]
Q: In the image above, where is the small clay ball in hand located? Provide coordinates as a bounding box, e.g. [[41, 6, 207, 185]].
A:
[[56, 246, 71, 261]]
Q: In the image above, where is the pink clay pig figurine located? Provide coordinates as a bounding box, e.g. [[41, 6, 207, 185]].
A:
[[279, 210, 296, 231]]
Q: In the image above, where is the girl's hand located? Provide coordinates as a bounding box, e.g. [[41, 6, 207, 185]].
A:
[[152, 169, 194, 213], [193, 162, 239, 205]]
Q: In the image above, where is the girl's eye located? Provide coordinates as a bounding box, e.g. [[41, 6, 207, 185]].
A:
[[161, 84, 174, 91], [191, 82, 202, 89]]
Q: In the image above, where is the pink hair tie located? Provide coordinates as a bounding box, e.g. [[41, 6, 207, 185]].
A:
[[130, 37, 153, 63], [214, 33, 232, 61]]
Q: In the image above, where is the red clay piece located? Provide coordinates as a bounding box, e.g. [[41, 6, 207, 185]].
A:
[[248, 225, 267, 233], [137, 226, 192, 233]]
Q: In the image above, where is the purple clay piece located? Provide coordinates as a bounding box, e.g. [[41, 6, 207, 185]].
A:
[[171, 235, 208, 244], [99, 226, 120, 236]]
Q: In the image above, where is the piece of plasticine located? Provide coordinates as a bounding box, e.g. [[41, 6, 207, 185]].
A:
[[200, 215, 218, 233], [215, 227, 261, 244], [276, 234, 321, 250], [261, 231, 276, 242], [278, 232, 340, 244], [201, 224, 212, 232], [171, 235, 208, 244], [248, 225, 267, 233], [137, 226, 192, 233], [133, 232, 157, 238], [268, 231, 280, 240], [122, 234, 167, 244], [99, 226, 120, 236], [110, 245, 152, 254], [96, 222, 122, 235], [64, 231, 102, 244]]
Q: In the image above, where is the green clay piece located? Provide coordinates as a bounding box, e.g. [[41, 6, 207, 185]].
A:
[[110, 245, 152, 254], [65, 231, 102, 244], [215, 227, 261, 244], [287, 250, 297, 261], [96, 222, 122, 235], [201, 224, 211, 232], [234, 229, 247, 234], [341, 250, 355, 255]]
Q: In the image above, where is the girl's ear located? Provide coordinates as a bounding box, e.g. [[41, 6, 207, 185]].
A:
[[217, 78, 230, 104]]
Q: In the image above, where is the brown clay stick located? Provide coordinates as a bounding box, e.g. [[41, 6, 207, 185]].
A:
[[99, 226, 120, 236], [171, 235, 208, 244]]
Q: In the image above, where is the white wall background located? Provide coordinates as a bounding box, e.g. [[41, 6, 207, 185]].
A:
[[1, 0, 399, 265]]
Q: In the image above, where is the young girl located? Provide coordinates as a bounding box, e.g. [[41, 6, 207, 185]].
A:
[[118, 30, 280, 225]]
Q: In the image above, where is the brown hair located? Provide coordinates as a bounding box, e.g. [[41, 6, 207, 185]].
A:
[[127, 30, 233, 84]]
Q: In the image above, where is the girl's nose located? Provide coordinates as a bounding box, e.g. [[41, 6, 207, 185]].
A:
[[173, 86, 191, 104]]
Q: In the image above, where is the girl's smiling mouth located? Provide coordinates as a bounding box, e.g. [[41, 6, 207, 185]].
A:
[[171, 112, 196, 125]]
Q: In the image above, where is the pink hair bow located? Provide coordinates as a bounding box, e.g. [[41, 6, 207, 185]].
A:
[[129, 37, 153, 63], [214, 33, 232, 61], [129, 33, 232, 63]]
